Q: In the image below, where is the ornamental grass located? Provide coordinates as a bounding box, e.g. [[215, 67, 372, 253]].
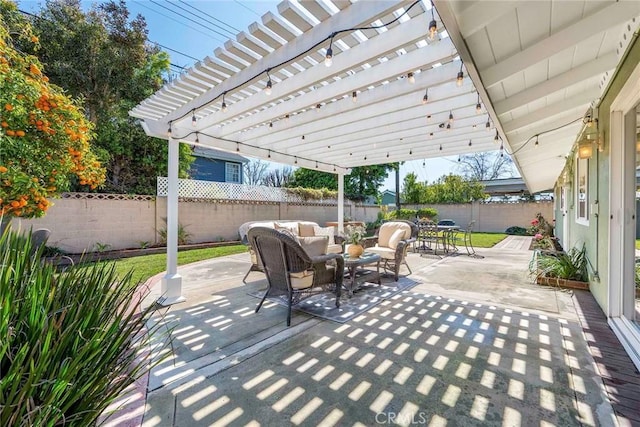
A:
[[0, 228, 167, 425]]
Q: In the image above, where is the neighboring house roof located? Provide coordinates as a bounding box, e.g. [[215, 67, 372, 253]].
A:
[[192, 147, 250, 164]]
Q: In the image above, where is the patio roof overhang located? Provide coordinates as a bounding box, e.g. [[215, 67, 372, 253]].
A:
[[131, 0, 640, 192]]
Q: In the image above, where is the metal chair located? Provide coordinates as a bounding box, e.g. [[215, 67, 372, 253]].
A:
[[463, 220, 483, 258], [248, 227, 343, 326]]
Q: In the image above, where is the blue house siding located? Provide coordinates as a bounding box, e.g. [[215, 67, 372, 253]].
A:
[[189, 158, 244, 183]]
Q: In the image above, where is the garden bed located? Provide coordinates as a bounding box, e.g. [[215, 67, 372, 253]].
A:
[[536, 276, 590, 291], [46, 240, 242, 266]]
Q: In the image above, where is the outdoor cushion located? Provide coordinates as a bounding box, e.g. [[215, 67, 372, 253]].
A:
[[367, 245, 396, 260], [327, 244, 343, 254], [289, 269, 314, 289], [298, 222, 316, 237], [388, 228, 406, 250], [275, 222, 300, 235], [378, 222, 411, 247], [298, 236, 329, 257], [313, 226, 335, 244]]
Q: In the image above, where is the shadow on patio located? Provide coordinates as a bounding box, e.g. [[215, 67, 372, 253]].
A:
[[117, 237, 636, 426]]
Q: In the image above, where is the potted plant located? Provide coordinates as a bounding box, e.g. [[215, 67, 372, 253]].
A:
[[344, 224, 365, 258], [530, 244, 590, 290]]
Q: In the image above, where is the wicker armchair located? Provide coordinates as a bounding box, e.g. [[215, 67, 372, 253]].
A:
[[247, 227, 344, 326], [362, 220, 418, 281]]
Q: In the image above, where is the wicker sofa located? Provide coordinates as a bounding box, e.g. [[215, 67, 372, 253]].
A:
[[239, 220, 344, 283]]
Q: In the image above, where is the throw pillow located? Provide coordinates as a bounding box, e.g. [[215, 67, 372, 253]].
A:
[[299, 236, 329, 257], [313, 226, 335, 244], [388, 228, 406, 250], [275, 222, 299, 236], [277, 228, 299, 243], [298, 222, 316, 237]]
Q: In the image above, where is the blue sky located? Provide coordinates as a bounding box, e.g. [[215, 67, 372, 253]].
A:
[[19, 0, 462, 189]]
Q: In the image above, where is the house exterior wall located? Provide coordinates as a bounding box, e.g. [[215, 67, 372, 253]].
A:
[[189, 157, 244, 184], [557, 35, 640, 313]]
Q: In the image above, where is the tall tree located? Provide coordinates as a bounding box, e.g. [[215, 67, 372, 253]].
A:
[[288, 164, 396, 200], [456, 152, 515, 181], [28, 0, 192, 194], [401, 172, 425, 203], [243, 159, 269, 185], [0, 0, 105, 219]]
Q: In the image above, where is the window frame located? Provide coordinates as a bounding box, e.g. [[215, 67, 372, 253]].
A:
[[225, 162, 241, 184], [575, 155, 589, 225]]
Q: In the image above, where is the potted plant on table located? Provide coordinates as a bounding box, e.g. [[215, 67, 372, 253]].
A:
[[344, 224, 365, 258]]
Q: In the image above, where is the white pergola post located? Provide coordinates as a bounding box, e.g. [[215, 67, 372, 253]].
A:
[[158, 136, 185, 306], [337, 173, 344, 233]]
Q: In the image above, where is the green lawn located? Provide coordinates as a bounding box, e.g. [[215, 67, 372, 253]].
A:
[[100, 245, 247, 284], [636, 239, 640, 250], [467, 232, 508, 248]]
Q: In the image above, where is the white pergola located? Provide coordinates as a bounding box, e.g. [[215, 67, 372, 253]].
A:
[[130, 0, 639, 305]]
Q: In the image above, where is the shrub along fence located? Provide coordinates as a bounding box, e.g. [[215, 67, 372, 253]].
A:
[[14, 192, 552, 254]]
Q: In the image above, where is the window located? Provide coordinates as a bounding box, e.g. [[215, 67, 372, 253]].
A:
[[225, 162, 241, 183], [576, 156, 589, 224]]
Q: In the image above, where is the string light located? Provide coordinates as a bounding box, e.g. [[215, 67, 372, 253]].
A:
[[268, 150, 271, 158], [195, 132, 199, 144], [428, 2, 437, 41], [409, 149, 413, 155], [264, 69, 272, 95], [167, 123, 172, 137], [468, 139, 472, 146], [426, 114, 432, 122], [294, 156, 298, 164], [221, 92, 227, 112], [458, 155, 461, 162], [191, 110, 197, 126], [407, 72, 415, 84], [535, 135, 539, 146], [316, 161, 319, 168], [236, 142, 240, 152], [446, 123, 451, 131], [456, 63, 464, 87], [494, 130, 499, 144], [422, 159, 426, 167], [285, 114, 290, 121], [325, 35, 334, 67], [439, 144, 442, 151], [475, 93, 481, 114], [448, 111, 454, 123], [302, 135, 305, 140], [422, 88, 429, 104], [429, 132, 434, 139], [485, 117, 491, 132], [269, 121, 273, 128], [316, 103, 321, 111], [352, 91, 357, 103], [500, 142, 504, 157], [386, 152, 390, 158]]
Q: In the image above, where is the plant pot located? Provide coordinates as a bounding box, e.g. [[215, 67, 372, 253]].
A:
[[347, 244, 364, 258], [536, 276, 590, 291]]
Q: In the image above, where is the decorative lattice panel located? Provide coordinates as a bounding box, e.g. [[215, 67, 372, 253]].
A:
[[61, 192, 155, 201], [157, 177, 338, 204]]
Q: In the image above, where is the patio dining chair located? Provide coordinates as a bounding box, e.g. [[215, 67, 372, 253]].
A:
[[247, 227, 344, 326], [463, 220, 483, 258]]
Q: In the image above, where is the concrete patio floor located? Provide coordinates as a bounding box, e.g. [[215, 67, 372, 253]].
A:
[[118, 236, 637, 426]]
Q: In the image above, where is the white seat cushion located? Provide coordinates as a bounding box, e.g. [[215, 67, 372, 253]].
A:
[[378, 222, 411, 247], [388, 228, 406, 250], [289, 269, 314, 289], [327, 244, 343, 254], [367, 245, 396, 260], [299, 236, 329, 257], [313, 226, 336, 244]]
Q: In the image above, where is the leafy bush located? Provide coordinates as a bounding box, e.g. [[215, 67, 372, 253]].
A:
[[505, 226, 528, 235], [285, 187, 338, 200], [531, 244, 589, 282], [0, 228, 166, 425], [416, 207, 438, 220], [388, 208, 417, 220]]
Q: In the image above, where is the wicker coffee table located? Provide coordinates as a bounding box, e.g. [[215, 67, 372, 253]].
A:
[[343, 252, 381, 296]]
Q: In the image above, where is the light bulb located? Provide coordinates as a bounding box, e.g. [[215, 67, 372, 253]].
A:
[[352, 91, 357, 103], [221, 101, 227, 113], [422, 89, 428, 104], [428, 20, 437, 41], [446, 123, 451, 131], [456, 71, 464, 87], [485, 120, 491, 132], [191, 114, 197, 127], [325, 46, 333, 67], [407, 72, 415, 84], [449, 111, 454, 123], [265, 79, 272, 95], [426, 115, 432, 122], [494, 130, 499, 144], [476, 103, 481, 114]]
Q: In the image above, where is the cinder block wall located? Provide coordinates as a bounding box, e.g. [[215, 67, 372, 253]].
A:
[[16, 197, 157, 253], [14, 194, 554, 253]]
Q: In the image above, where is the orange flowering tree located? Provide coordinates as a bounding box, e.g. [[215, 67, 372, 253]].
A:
[[0, 22, 105, 219]]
